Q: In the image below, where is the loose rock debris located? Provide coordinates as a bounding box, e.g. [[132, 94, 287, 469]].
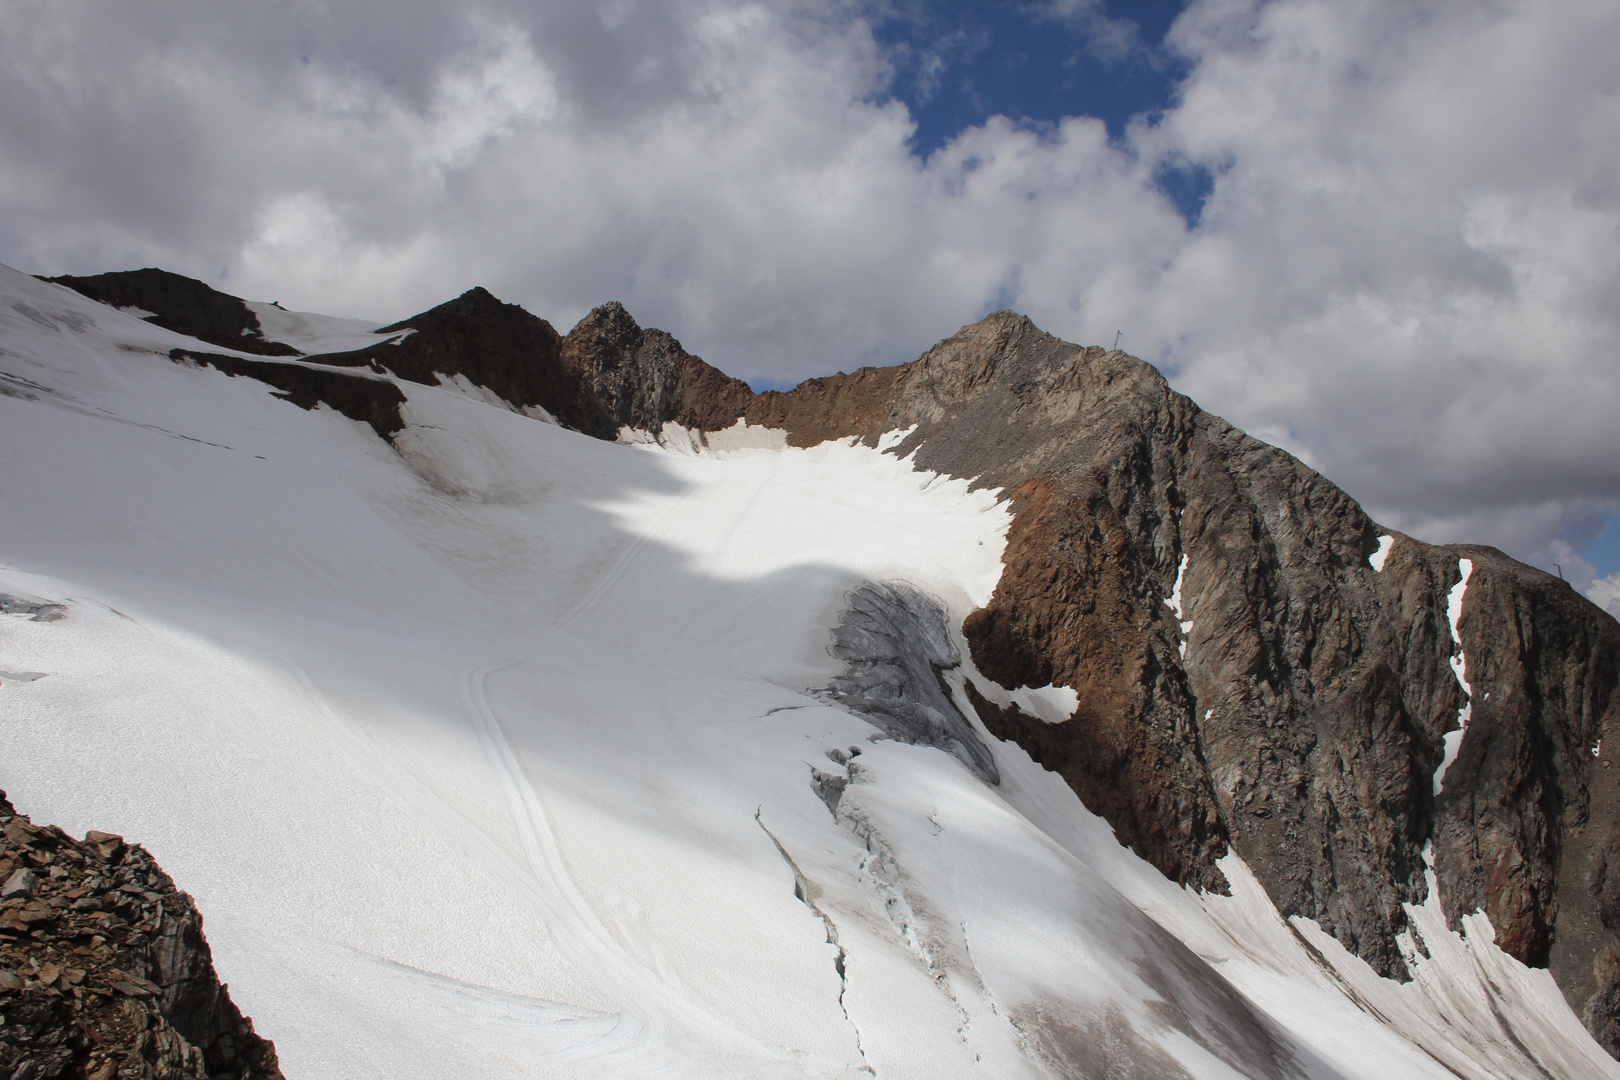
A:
[[0, 792, 281, 1080]]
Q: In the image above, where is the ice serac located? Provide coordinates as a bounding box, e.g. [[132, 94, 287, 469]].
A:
[[546, 303, 1620, 1052], [0, 792, 282, 1080], [818, 582, 1000, 784]]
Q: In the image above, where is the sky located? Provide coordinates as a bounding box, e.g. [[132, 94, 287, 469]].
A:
[[2, 0, 1619, 610]]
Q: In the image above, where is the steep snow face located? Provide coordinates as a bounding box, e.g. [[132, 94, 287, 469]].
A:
[[1, 265, 1615, 1080]]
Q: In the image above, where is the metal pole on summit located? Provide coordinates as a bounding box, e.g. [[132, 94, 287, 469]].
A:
[[1113, 330, 1123, 351]]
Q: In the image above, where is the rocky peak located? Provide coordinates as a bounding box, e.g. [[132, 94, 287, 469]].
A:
[[307, 286, 570, 425], [561, 300, 642, 361], [557, 301, 701, 438], [373, 285, 514, 335]]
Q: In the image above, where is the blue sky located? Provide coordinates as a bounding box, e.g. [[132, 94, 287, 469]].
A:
[[872, 1, 1212, 223]]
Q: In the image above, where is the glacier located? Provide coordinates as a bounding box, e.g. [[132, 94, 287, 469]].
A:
[[0, 264, 1614, 1079]]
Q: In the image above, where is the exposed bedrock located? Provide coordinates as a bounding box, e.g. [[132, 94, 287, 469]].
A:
[[68, 269, 1620, 1049]]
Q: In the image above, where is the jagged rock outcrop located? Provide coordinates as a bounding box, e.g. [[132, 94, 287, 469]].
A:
[[0, 792, 282, 1080], [44, 270, 300, 357], [57, 269, 1620, 1051]]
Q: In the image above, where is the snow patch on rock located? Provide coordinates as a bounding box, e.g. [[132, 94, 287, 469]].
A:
[[965, 677, 1079, 725], [1370, 534, 1395, 572], [1166, 553, 1194, 658], [1434, 558, 1474, 795]]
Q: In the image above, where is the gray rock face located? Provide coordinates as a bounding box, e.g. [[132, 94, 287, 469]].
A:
[[817, 582, 1000, 784]]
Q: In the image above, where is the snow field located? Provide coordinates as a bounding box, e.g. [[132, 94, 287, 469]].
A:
[[244, 300, 411, 354]]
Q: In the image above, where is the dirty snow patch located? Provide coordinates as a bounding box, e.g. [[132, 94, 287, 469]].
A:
[[618, 419, 790, 456]]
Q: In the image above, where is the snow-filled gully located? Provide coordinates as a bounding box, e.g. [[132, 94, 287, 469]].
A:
[[1434, 558, 1475, 795], [1, 265, 1617, 1079]]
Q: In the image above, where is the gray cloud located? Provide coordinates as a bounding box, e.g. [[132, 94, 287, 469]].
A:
[[2, 0, 1617, 584]]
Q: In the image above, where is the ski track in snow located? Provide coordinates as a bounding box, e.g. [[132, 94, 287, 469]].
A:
[[1, 264, 1616, 1080], [458, 475, 789, 1066]]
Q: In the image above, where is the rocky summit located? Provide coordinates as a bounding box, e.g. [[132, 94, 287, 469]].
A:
[[24, 267, 1620, 1073]]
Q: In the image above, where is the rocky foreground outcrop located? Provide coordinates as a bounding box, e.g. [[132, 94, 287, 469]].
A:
[[51, 270, 1620, 1055], [0, 793, 281, 1080]]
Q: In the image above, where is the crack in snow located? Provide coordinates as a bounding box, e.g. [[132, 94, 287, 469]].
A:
[[754, 810, 874, 1076]]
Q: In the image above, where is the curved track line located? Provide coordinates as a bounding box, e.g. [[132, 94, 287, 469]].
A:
[[285, 662, 651, 1067], [458, 466, 796, 1068]]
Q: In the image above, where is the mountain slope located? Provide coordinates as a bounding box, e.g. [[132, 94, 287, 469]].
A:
[[12, 265, 1617, 1078], [555, 298, 1620, 1041]]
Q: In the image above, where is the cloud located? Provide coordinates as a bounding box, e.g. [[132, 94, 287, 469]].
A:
[[1589, 573, 1620, 620], [1109, 0, 1620, 552], [1, 0, 1617, 575]]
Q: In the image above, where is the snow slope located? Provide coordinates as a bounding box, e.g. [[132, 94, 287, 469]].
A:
[[0, 266, 1613, 1079], [244, 300, 411, 354]]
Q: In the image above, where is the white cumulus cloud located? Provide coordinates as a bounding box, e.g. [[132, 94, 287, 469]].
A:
[[1, 0, 1617, 576]]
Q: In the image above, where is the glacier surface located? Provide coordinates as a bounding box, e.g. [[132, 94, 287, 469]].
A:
[[0, 266, 1613, 1079]]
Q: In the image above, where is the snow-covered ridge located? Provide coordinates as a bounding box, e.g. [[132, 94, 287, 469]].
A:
[[245, 300, 414, 354], [1, 264, 1614, 1079]]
